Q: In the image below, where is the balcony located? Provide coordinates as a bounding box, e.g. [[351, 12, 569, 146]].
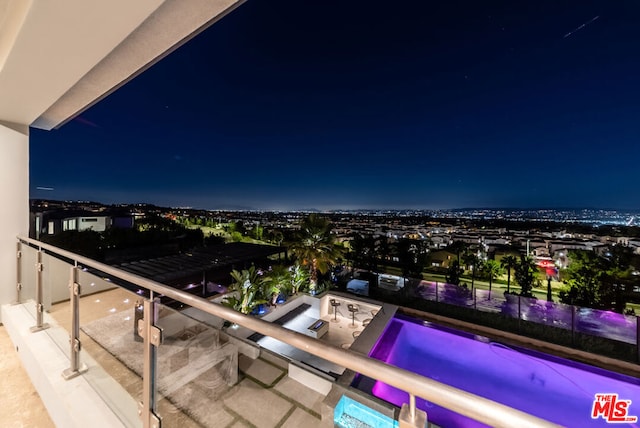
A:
[[0, 237, 559, 428]]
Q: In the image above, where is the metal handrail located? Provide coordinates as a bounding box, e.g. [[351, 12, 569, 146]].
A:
[[17, 236, 559, 428]]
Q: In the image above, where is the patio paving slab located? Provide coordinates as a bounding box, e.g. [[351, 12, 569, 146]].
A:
[[240, 355, 285, 386], [223, 378, 294, 428], [274, 376, 325, 415], [281, 408, 323, 428]]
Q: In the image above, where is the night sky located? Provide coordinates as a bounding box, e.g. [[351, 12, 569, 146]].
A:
[[30, 1, 640, 211]]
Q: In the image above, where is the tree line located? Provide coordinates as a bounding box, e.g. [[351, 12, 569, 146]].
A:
[[42, 212, 640, 314]]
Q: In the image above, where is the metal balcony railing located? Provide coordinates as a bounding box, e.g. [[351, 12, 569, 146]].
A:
[[15, 236, 558, 428]]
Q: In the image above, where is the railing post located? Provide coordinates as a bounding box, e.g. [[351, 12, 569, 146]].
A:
[[435, 282, 438, 303], [30, 249, 50, 332], [636, 315, 640, 361], [138, 298, 163, 428], [410, 394, 416, 420], [399, 393, 427, 428], [63, 265, 88, 379], [473, 287, 477, 310], [517, 295, 522, 333], [571, 305, 576, 346], [12, 241, 22, 304]]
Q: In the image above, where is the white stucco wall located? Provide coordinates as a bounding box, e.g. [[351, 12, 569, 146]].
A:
[[0, 123, 29, 320], [77, 216, 110, 232]]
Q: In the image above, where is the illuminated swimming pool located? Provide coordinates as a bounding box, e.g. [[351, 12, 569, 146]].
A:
[[355, 315, 640, 427]]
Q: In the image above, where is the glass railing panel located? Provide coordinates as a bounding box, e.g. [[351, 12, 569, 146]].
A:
[[441, 283, 475, 308], [23, 248, 143, 426], [500, 293, 520, 319], [155, 303, 238, 428], [575, 306, 637, 344], [519, 296, 573, 331], [549, 301, 574, 331], [42, 252, 73, 310], [78, 267, 125, 298], [519, 295, 545, 322], [40, 251, 74, 356], [20, 243, 39, 318], [416, 280, 436, 302], [78, 285, 144, 427], [474, 288, 504, 313]]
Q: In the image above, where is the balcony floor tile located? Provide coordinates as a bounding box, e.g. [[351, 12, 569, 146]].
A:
[[0, 325, 54, 428]]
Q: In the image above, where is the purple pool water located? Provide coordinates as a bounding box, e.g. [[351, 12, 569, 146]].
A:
[[361, 316, 640, 427]]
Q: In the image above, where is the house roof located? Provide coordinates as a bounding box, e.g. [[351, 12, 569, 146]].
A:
[[114, 242, 285, 285]]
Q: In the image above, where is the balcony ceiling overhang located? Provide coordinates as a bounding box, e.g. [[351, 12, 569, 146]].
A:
[[0, 0, 243, 131]]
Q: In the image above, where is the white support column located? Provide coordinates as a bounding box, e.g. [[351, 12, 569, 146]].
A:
[[0, 123, 29, 321]]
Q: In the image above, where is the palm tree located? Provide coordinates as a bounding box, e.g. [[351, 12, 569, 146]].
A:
[[500, 255, 517, 294], [289, 214, 343, 293], [484, 259, 504, 299], [222, 266, 267, 315], [461, 250, 480, 291]]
